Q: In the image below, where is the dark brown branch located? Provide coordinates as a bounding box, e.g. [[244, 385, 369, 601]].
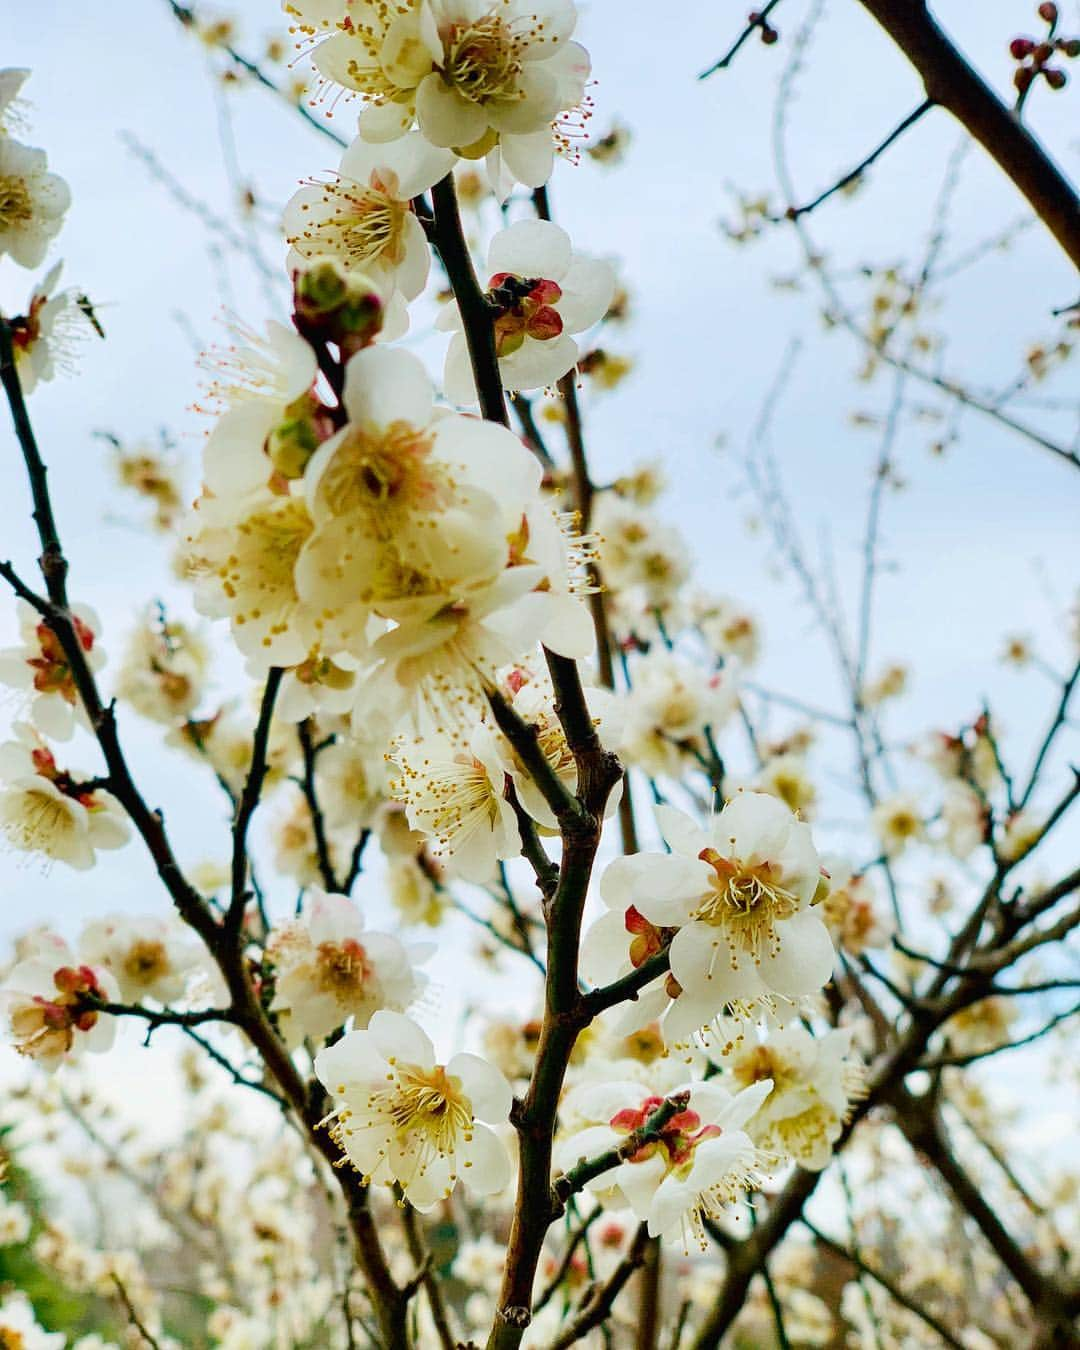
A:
[[227, 667, 284, 934], [548, 1223, 651, 1350], [699, 1, 786, 79], [429, 173, 508, 426], [855, 0, 1080, 269], [297, 718, 340, 892], [785, 99, 933, 220], [111, 1274, 162, 1349]]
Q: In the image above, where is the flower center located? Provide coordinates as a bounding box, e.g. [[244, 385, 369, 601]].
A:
[[315, 422, 440, 522], [378, 1063, 472, 1155], [695, 847, 799, 961], [442, 15, 523, 104], [315, 938, 372, 999], [609, 1096, 719, 1170], [0, 1326, 27, 1349], [486, 273, 563, 357], [289, 177, 406, 267], [0, 175, 33, 227], [122, 940, 169, 986]]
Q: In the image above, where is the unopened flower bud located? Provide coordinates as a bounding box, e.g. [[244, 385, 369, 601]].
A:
[[1037, 2, 1058, 24], [292, 257, 384, 354], [1044, 65, 1067, 87], [1009, 36, 1035, 59], [1033, 41, 1054, 62], [1014, 65, 1034, 92], [1058, 37, 1080, 57], [761, 24, 779, 44]]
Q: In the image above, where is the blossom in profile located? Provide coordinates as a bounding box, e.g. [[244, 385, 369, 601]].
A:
[[267, 889, 422, 1046], [729, 1025, 864, 1171], [0, 599, 103, 740], [315, 1009, 512, 1209], [389, 722, 519, 882], [441, 220, 614, 401], [284, 132, 453, 300]]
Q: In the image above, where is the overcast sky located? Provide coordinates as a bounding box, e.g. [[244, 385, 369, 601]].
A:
[[1, 0, 1077, 1134]]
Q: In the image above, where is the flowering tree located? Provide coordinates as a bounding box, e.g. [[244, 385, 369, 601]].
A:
[[0, 3, 1078, 1348]]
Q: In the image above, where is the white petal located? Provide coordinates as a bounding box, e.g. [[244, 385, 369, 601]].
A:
[[758, 909, 835, 997], [447, 1052, 512, 1123], [342, 344, 434, 428], [415, 73, 488, 149], [459, 1123, 512, 1196], [368, 1009, 436, 1068], [487, 219, 571, 281], [556, 258, 616, 334]]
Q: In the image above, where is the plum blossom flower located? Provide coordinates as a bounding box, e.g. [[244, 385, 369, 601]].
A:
[[284, 132, 453, 300], [555, 1076, 772, 1245], [0, 599, 103, 740], [185, 489, 319, 670], [7, 262, 95, 393], [440, 220, 614, 402], [729, 1025, 864, 1171], [114, 610, 209, 726], [0, 81, 71, 269], [0, 1292, 66, 1348], [267, 890, 422, 1046], [198, 320, 320, 499], [0, 729, 129, 870], [314, 1009, 513, 1209], [871, 792, 925, 857], [619, 647, 738, 780], [389, 722, 519, 881], [586, 794, 832, 1043], [497, 658, 620, 827], [0, 935, 119, 1072], [79, 914, 203, 1005], [294, 0, 590, 189]]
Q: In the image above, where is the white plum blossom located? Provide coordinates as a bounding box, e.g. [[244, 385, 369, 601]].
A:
[[314, 1009, 512, 1209], [0, 935, 119, 1072], [871, 792, 925, 857], [0, 729, 129, 871], [620, 647, 738, 779], [497, 659, 620, 827], [7, 262, 94, 393], [292, 0, 590, 189], [198, 320, 320, 499], [114, 610, 209, 726], [284, 132, 453, 300], [79, 914, 203, 1005], [0, 1293, 66, 1349], [0, 76, 70, 269], [267, 889, 422, 1046], [388, 722, 519, 882], [729, 1025, 864, 1171], [441, 220, 614, 401], [186, 489, 318, 670], [586, 794, 832, 1044], [555, 1076, 773, 1246], [0, 599, 103, 739]]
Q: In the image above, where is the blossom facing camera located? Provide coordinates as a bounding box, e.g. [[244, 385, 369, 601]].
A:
[[315, 1009, 512, 1209]]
